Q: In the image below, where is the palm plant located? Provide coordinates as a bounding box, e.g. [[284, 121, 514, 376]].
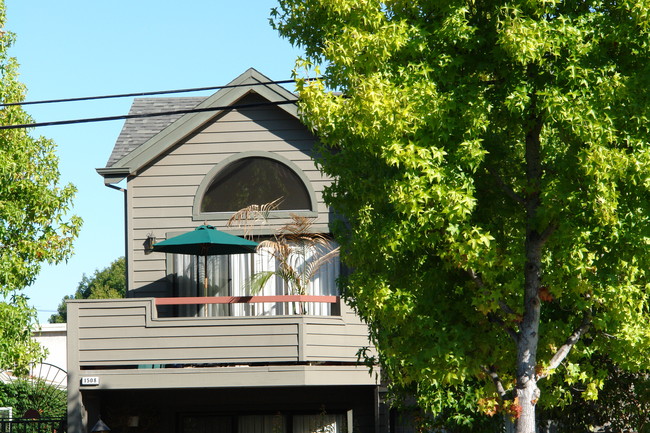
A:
[[228, 202, 339, 314]]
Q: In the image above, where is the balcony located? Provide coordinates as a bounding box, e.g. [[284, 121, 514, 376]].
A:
[[67, 297, 376, 391]]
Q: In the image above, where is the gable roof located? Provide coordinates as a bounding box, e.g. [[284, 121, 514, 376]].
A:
[[105, 97, 205, 168], [97, 68, 299, 184]]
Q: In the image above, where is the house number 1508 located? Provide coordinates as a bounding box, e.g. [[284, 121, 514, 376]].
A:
[[81, 377, 100, 386]]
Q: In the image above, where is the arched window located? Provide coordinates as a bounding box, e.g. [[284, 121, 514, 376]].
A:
[[196, 155, 315, 216]]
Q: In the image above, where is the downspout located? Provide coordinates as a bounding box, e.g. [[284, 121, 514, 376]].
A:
[[104, 183, 129, 295]]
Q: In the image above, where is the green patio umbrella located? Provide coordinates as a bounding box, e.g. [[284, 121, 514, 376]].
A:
[[152, 224, 257, 256], [152, 225, 257, 315]]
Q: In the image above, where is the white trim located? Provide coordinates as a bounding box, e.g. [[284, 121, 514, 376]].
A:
[[192, 151, 318, 221], [107, 69, 298, 176]]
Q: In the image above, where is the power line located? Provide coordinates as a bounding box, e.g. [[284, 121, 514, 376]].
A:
[[0, 100, 297, 130], [0, 78, 311, 107]]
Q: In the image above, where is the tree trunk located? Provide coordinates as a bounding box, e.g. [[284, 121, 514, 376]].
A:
[[516, 112, 544, 433], [515, 233, 542, 433], [515, 372, 540, 433]]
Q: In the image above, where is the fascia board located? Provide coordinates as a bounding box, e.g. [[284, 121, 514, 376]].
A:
[[96, 167, 130, 184], [110, 68, 299, 176]]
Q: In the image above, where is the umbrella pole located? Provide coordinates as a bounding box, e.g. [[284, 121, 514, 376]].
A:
[[204, 255, 209, 316], [196, 256, 202, 317]]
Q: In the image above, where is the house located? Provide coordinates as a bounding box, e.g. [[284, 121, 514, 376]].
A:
[[67, 69, 384, 433], [0, 324, 68, 421], [32, 323, 68, 387]]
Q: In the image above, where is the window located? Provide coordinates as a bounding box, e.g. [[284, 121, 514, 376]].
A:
[[200, 157, 312, 213], [181, 413, 347, 433], [173, 240, 340, 317], [293, 414, 346, 433], [239, 415, 286, 433], [182, 415, 232, 433], [0, 407, 12, 420]]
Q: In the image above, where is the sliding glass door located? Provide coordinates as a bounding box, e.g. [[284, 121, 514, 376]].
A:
[[172, 241, 340, 318], [181, 414, 347, 433]]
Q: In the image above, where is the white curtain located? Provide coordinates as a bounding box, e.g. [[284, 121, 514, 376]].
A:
[[174, 254, 199, 317], [182, 416, 232, 433], [173, 241, 339, 317], [304, 242, 339, 316], [231, 248, 284, 317], [206, 255, 229, 316], [173, 254, 229, 317], [293, 415, 345, 433], [238, 415, 285, 433]]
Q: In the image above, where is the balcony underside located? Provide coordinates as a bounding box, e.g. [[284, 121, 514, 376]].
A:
[[68, 298, 376, 390], [78, 363, 377, 390]]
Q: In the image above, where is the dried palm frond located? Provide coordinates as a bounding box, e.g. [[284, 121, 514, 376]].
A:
[[230, 204, 339, 311], [227, 197, 283, 238]]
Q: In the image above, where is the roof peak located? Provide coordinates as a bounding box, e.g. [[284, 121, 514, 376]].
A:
[[98, 69, 298, 182]]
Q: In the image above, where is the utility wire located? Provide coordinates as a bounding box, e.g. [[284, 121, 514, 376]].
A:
[[0, 78, 308, 107], [0, 100, 297, 130]]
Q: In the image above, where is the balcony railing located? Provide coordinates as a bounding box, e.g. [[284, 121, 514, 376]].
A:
[[68, 297, 371, 370], [154, 295, 341, 317], [154, 295, 339, 305]]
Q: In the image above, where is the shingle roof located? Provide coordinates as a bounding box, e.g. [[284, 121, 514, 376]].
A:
[[105, 97, 206, 167]]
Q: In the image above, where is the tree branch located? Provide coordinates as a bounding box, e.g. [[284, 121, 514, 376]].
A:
[[539, 221, 558, 245], [482, 365, 508, 399], [467, 269, 518, 316], [467, 269, 520, 342], [538, 312, 592, 380], [487, 168, 525, 205], [487, 313, 520, 343], [498, 299, 518, 317]]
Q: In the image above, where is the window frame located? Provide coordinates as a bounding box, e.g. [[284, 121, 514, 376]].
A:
[[192, 151, 319, 221], [179, 411, 352, 433], [166, 236, 341, 318]]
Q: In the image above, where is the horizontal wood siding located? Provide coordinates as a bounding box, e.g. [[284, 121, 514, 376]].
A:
[[303, 304, 375, 362], [76, 365, 378, 389], [71, 299, 373, 369], [127, 93, 331, 297], [74, 299, 301, 367]]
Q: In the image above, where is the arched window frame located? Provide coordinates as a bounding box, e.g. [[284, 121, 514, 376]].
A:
[[192, 151, 319, 221]]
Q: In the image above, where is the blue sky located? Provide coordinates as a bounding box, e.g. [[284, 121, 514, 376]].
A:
[[5, 0, 303, 322]]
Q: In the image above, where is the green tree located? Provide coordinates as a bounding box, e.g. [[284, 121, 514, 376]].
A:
[[0, 379, 66, 419], [0, 296, 43, 375], [0, 1, 81, 371], [272, 1, 650, 431], [49, 257, 125, 323], [539, 355, 650, 432]]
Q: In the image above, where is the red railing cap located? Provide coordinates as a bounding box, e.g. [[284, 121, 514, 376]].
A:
[[155, 295, 340, 306]]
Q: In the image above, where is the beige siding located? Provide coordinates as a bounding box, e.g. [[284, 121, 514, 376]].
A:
[[69, 298, 377, 390], [76, 75, 379, 433], [132, 175, 205, 187], [127, 94, 332, 296], [303, 313, 375, 362], [71, 299, 372, 368], [132, 184, 197, 197], [76, 365, 377, 391]]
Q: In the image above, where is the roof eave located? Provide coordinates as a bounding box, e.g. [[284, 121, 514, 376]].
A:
[[105, 68, 299, 176], [96, 167, 131, 184]]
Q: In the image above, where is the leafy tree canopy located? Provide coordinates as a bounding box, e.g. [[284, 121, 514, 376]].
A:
[[0, 296, 43, 374], [273, 0, 650, 431], [540, 355, 650, 432], [49, 257, 125, 323], [0, 1, 81, 371], [0, 378, 66, 419]]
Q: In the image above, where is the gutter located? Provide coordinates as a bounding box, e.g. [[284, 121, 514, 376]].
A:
[[96, 167, 131, 294]]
